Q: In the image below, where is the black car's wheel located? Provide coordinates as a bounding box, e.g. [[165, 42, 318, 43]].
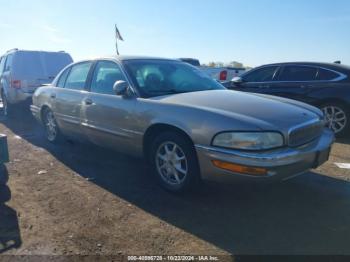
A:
[[150, 132, 201, 193], [321, 102, 349, 137], [42, 108, 62, 143]]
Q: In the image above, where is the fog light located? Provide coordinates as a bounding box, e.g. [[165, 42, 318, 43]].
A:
[[212, 160, 268, 176]]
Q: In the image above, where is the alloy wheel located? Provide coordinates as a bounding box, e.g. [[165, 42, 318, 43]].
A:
[[0, 92, 8, 116], [44, 110, 58, 142], [322, 106, 347, 134], [155, 142, 188, 186]]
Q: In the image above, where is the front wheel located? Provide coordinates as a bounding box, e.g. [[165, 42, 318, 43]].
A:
[[42, 108, 63, 143], [150, 132, 201, 193], [321, 103, 349, 137]]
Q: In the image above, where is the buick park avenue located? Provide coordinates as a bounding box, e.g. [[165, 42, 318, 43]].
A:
[[31, 56, 334, 192]]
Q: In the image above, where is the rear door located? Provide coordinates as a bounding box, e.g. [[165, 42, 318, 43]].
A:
[[82, 60, 137, 152], [51, 61, 93, 138], [268, 65, 318, 102]]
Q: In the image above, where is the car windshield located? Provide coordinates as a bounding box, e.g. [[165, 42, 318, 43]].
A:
[[123, 59, 225, 97]]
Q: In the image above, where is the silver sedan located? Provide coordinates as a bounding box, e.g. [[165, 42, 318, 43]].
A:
[[31, 56, 334, 192]]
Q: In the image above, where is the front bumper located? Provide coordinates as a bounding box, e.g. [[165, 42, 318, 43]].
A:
[[195, 129, 334, 182], [30, 105, 41, 122]]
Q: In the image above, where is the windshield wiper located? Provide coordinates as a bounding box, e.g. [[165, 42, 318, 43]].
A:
[[149, 89, 191, 95]]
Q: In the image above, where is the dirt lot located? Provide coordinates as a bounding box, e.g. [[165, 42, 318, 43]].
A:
[[1, 111, 350, 259]]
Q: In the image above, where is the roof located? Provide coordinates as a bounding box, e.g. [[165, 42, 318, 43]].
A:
[[260, 61, 350, 73], [100, 55, 177, 62]]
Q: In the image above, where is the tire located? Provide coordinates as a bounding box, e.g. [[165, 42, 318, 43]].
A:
[[0, 185, 11, 203], [150, 131, 201, 193], [0, 91, 12, 117], [321, 102, 349, 138], [0, 165, 8, 185], [42, 108, 63, 143]]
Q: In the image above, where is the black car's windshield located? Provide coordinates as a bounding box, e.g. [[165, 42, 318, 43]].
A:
[[123, 59, 225, 97]]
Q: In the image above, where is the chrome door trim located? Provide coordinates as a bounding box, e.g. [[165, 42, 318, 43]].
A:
[[81, 122, 142, 138]]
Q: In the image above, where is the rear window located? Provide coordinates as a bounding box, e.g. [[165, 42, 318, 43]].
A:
[[64, 62, 92, 90], [279, 66, 317, 81], [4, 54, 13, 72], [317, 68, 339, 81], [12, 51, 73, 80]]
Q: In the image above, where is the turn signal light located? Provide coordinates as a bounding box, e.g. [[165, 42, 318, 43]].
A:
[[212, 160, 268, 176]]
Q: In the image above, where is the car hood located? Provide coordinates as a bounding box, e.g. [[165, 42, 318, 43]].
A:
[[150, 90, 322, 131]]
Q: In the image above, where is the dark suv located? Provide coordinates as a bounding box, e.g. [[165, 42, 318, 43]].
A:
[[225, 62, 350, 137]]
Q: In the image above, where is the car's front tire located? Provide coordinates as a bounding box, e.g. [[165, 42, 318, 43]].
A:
[[42, 108, 63, 143], [321, 102, 349, 137], [150, 131, 201, 193]]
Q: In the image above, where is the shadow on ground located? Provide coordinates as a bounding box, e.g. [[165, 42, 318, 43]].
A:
[[3, 111, 350, 255], [0, 165, 22, 253], [337, 137, 350, 146]]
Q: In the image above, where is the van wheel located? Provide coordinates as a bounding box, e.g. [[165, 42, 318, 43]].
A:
[[0, 91, 11, 117], [321, 102, 349, 137], [42, 108, 62, 143], [150, 132, 201, 193]]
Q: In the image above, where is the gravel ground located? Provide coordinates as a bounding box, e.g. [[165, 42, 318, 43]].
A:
[[0, 111, 350, 260]]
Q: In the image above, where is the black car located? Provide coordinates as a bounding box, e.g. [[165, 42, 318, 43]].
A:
[[225, 62, 350, 137]]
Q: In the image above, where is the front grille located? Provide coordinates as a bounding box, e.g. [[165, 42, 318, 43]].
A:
[[289, 120, 324, 147]]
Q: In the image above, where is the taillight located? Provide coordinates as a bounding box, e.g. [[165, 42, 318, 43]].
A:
[[11, 80, 21, 88], [219, 70, 227, 81]]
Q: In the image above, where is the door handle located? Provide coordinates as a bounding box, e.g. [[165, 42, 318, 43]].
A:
[[50, 93, 56, 99], [84, 98, 93, 105]]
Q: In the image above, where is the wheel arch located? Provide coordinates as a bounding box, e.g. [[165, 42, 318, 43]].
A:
[[315, 98, 350, 110], [143, 123, 195, 161], [40, 104, 52, 124]]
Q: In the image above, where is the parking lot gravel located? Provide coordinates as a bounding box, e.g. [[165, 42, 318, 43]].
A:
[[1, 111, 350, 259]]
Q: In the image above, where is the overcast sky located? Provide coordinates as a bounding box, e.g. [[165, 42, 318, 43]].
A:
[[0, 0, 349, 67]]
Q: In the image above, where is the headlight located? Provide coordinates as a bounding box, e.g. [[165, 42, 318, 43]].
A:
[[212, 132, 284, 150]]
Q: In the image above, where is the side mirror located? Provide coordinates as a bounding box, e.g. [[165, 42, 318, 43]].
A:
[[113, 80, 130, 97], [231, 76, 243, 84]]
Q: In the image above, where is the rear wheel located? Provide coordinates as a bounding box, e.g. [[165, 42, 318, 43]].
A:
[[321, 102, 349, 137], [0, 91, 11, 117], [0, 165, 8, 185], [150, 132, 201, 193], [42, 108, 62, 143]]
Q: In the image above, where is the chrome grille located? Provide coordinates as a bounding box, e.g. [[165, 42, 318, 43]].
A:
[[289, 120, 324, 147]]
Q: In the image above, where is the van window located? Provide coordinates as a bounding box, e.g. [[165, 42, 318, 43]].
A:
[[64, 62, 92, 90], [4, 54, 13, 72], [11, 51, 73, 80], [0, 57, 5, 73]]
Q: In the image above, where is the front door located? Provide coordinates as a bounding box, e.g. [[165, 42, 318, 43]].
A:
[[81, 60, 138, 154]]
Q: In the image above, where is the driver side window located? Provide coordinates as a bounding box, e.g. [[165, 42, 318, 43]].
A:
[[243, 66, 279, 82], [90, 61, 126, 95]]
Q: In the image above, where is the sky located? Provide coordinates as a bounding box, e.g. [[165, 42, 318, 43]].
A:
[[0, 0, 349, 67]]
